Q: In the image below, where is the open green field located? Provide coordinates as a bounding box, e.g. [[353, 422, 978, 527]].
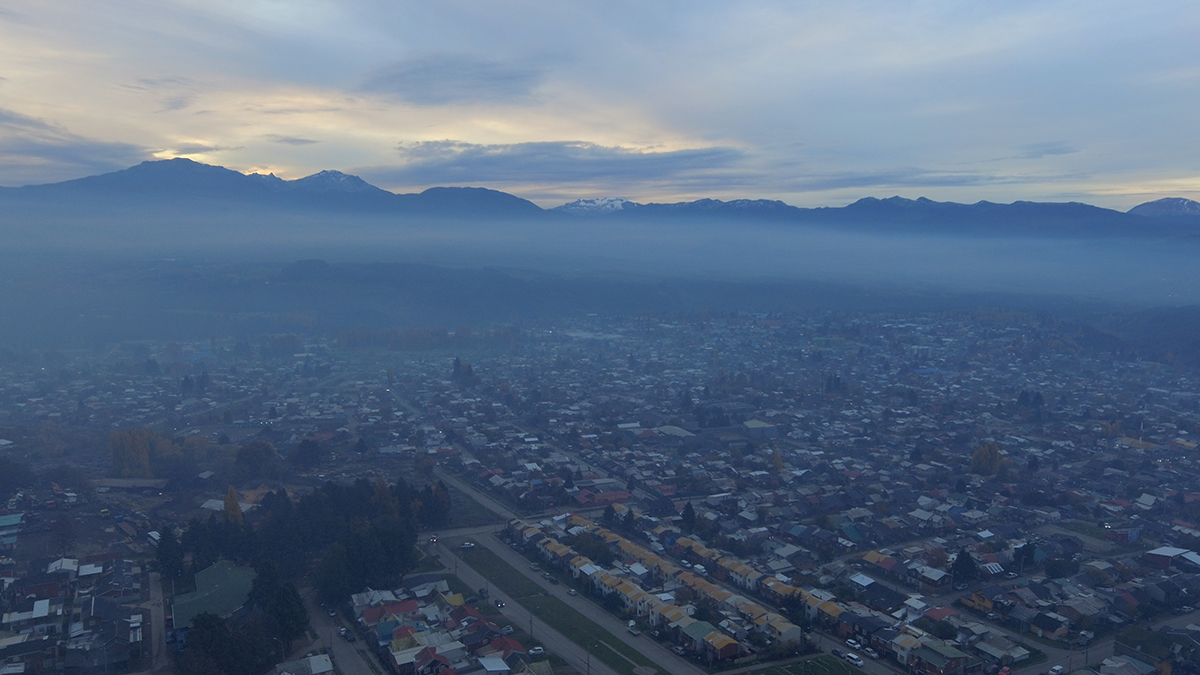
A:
[[446, 484, 505, 527], [459, 546, 659, 675], [758, 655, 867, 675]]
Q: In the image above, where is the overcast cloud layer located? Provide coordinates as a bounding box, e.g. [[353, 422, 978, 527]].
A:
[[0, 1, 1198, 207]]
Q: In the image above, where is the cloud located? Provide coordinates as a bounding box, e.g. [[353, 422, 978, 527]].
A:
[[121, 77, 201, 113], [1016, 141, 1078, 160], [355, 140, 743, 194], [0, 108, 149, 186], [265, 134, 319, 145], [168, 142, 237, 154], [361, 54, 543, 105]]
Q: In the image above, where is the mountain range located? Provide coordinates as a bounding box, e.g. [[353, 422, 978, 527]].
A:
[[2, 158, 1199, 238]]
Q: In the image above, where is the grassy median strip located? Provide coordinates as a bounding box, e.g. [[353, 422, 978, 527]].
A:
[[764, 655, 867, 675], [460, 547, 659, 675]]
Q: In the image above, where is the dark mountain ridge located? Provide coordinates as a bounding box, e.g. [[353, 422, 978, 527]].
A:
[[1, 158, 543, 218], [1, 158, 1197, 238]]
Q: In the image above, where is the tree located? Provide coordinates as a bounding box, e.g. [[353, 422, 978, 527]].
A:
[[156, 528, 185, 582], [267, 581, 309, 647], [316, 542, 352, 604], [951, 546, 979, 583], [681, 502, 696, 534], [51, 516, 76, 555], [970, 442, 1002, 475], [235, 441, 280, 480], [111, 428, 169, 478], [223, 486, 243, 525], [1014, 543, 1036, 572], [1045, 557, 1079, 579], [602, 504, 617, 528], [252, 562, 309, 650], [291, 439, 323, 468]]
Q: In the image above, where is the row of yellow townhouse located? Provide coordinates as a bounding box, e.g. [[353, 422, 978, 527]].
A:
[[508, 513, 836, 659]]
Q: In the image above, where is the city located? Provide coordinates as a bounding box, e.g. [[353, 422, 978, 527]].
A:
[[0, 309, 1198, 675]]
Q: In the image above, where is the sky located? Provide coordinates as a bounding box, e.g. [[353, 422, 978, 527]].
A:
[[1, 1, 1199, 208]]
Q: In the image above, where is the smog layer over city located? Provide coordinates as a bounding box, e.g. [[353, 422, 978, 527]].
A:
[[3, 5, 1200, 675]]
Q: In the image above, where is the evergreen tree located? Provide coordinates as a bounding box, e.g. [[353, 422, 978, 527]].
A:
[[156, 528, 185, 582], [951, 546, 979, 583], [602, 504, 617, 528], [316, 542, 351, 604], [223, 486, 243, 525], [681, 502, 696, 533]]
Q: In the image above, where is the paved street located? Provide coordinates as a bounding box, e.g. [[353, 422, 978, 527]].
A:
[[130, 571, 168, 675], [301, 587, 386, 675]]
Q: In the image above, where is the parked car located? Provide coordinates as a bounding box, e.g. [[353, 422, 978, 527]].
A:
[[845, 653, 864, 667], [501, 626, 514, 635], [864, 647, 879, 659], [479, 588, 489, 598], [567, 588, 578, 596], [955, 583, 969, 591], [1049, 666, 1064, 675], [529, 647, 545, 657], [1005, 571, 1019, 579], [530, 563, 540, 571], [845, 639, 862, 650], [672, 646, 687, 656], [832, 649, 844, 659]]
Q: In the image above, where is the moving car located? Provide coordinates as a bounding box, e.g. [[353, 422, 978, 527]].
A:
[[495, 599, 506, 608], [567, 588, 578, 596], [460, 541, 475, 549]]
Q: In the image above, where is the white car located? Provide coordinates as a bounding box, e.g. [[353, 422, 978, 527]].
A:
[[845, 653, 864, 667], [845, 639, 862, 650], [528, 647, 545, 657], [1049, 667, 1064, 675]]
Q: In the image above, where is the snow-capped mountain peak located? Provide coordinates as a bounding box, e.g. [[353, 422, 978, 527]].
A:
[[554, 197, 640, 214], [288, 170, 383, 193]]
